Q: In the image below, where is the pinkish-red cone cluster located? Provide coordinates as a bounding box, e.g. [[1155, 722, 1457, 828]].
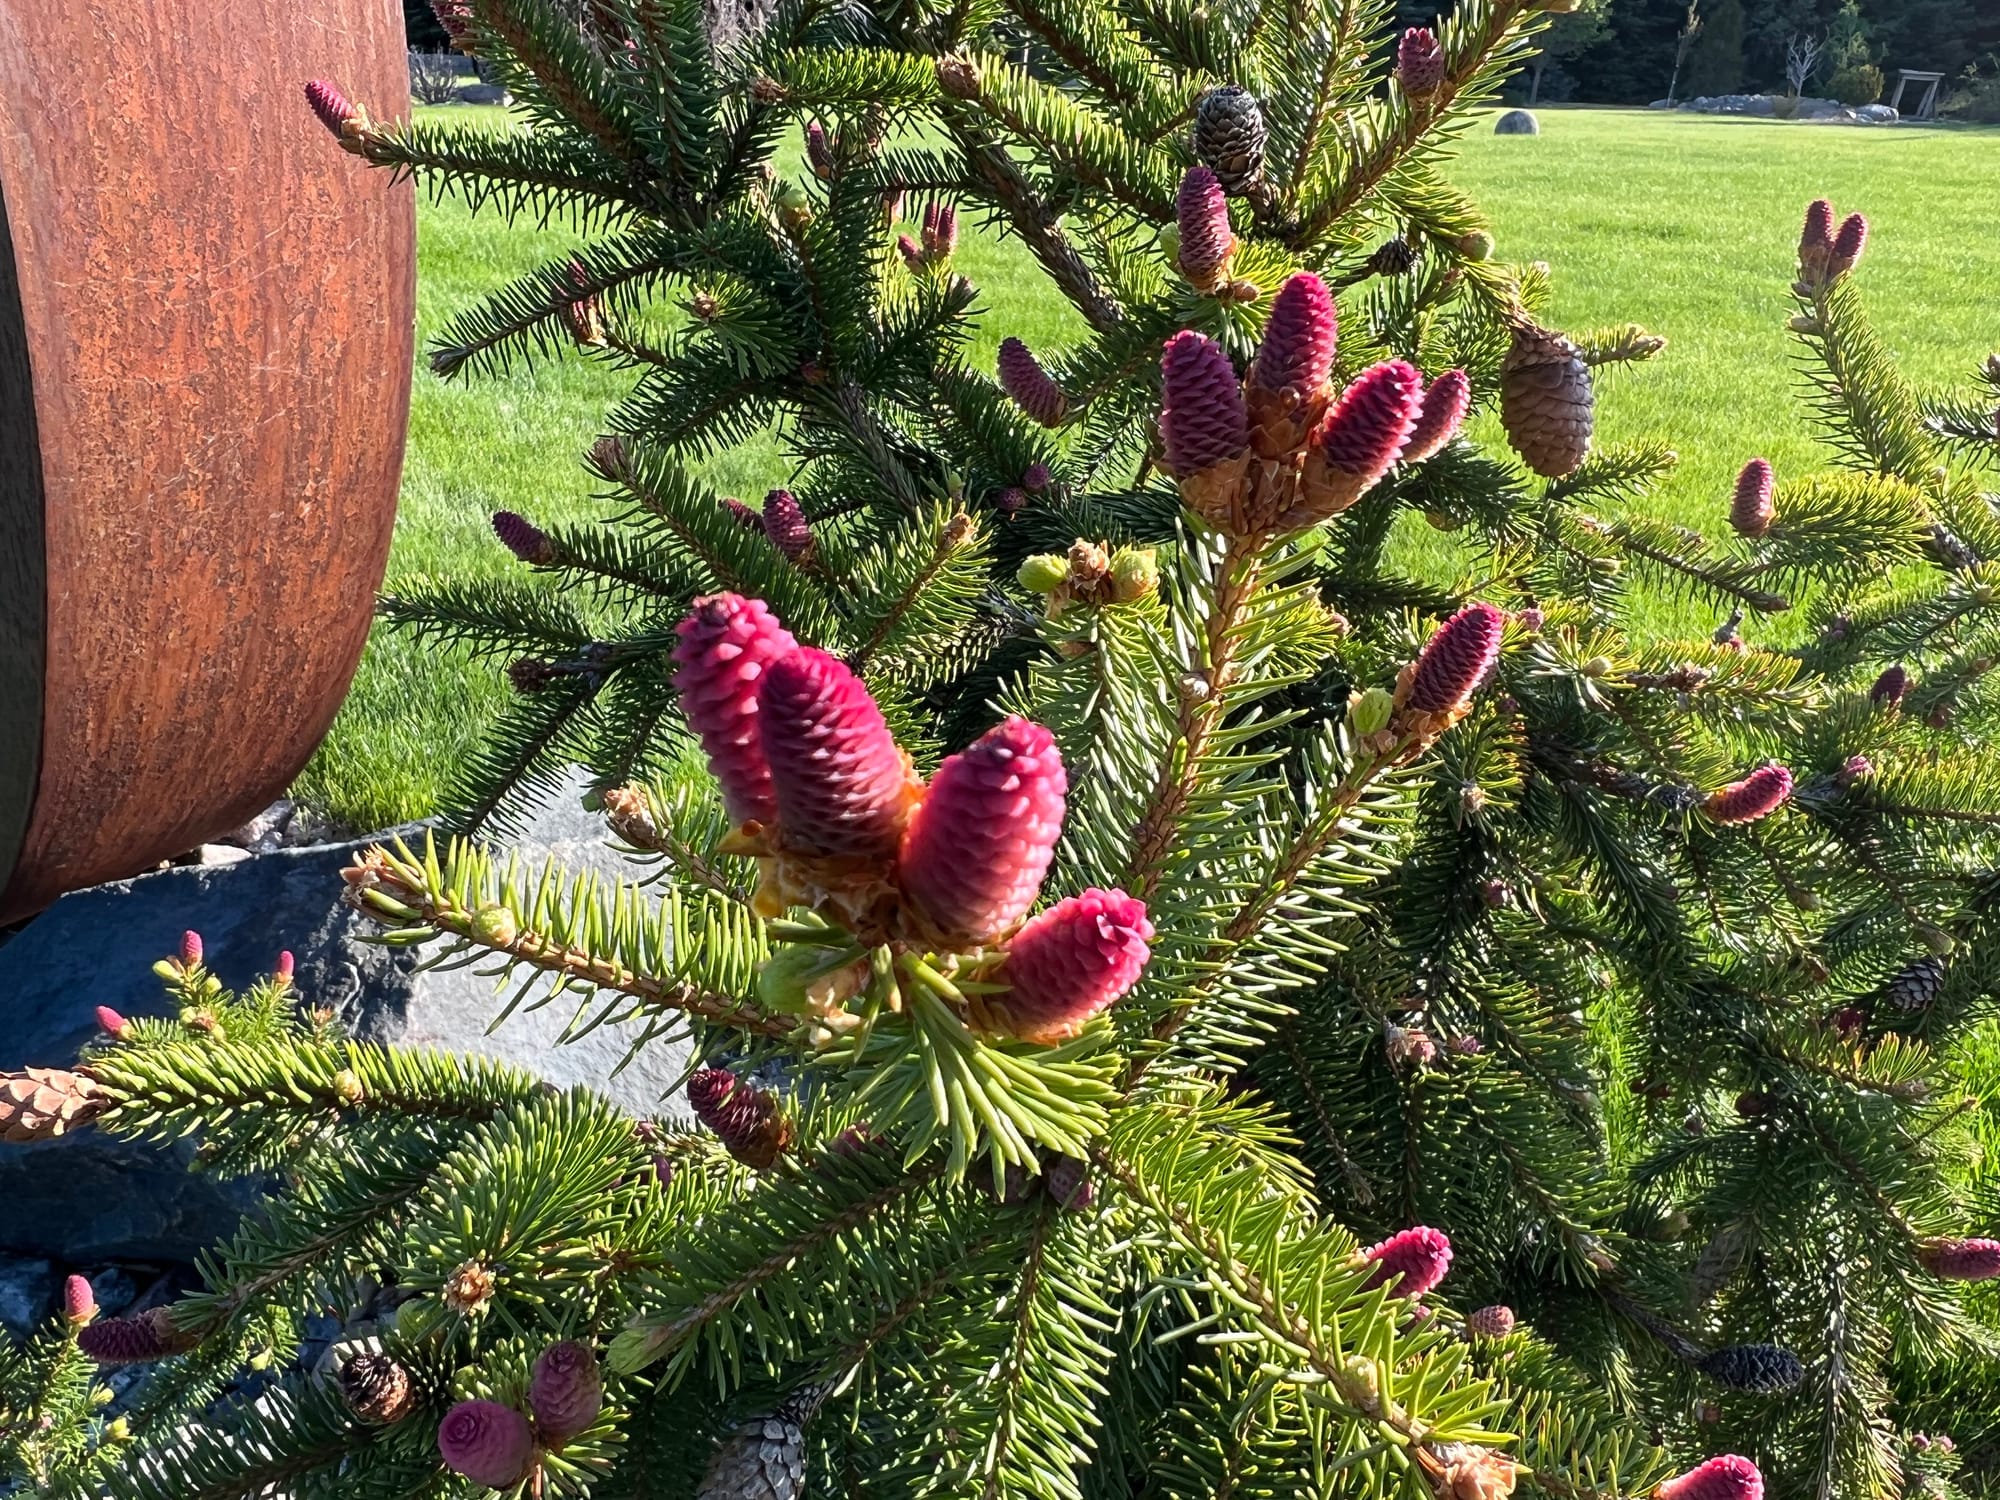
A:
[[1918, 1237, 2000, 1281], [900, 718, 1068, 944], [1799, 198, 1867, 284], [438, 1399, 538, 1489], [1730, 458, 1775, 538], [530, 1340, 604, 1444], [1703, 764, 1793, 826], [673, 594, 1151, 1038], [1397, 27, 1446, 96], [993, 889, 1155, 1043], [671, 594, 799, 825], [1176, 166, 1235, 291], [1361, 1226, 1452, 1299], [1000, 337, 1070, 426], [1656, 1456, 1764, 1500]]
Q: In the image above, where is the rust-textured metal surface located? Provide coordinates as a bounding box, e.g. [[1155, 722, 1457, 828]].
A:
[[0, 0, 415, 921]]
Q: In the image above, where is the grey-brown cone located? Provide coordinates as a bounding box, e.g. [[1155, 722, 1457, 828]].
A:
[[1193, 86, 1267, 197], [696, 1385, 829, 1500], [1499, 323, 1593, 478]]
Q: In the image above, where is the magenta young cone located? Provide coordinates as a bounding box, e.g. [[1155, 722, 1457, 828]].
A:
[[1730, 458, 1775, 538], [759, 648, 914, 861], [998, 338, 1069, 426], [530, 1340, 604, 1444], [1160, 331, 1249, 474], [1297, 360, 1422, 520], [1830, 212, 1867, 276], [899, 717, 1067, 944], [993, 889, 1153, 1042], [63, 1275, 96, 1324], [671, 594, 799, 825], [492, 510, 556, 565], [1397, 27, 1446, 96], [1176, 166, 1235, 290], [1656, 1456, 1764, 1500], [762, 489, 815, 562], [1918, 1237, 2000, 1281], [1250, 273, 1338, 404], [437, 1400, 537, 1489], [1361, 1226, 1452, 1299], [1403, 368, 1470, 463], [1703, 764, 1793, 825], [1404, 603, 1506, 716], [688, 1068, 792, 1169], [303, 79, 358, 138], [1466, 1304, 1514, 1338], [1799, 198, 1835, 278]]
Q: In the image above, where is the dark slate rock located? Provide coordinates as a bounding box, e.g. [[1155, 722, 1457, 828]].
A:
[[0, 776, 691, 1262], [1494, 109, 1539, 135]]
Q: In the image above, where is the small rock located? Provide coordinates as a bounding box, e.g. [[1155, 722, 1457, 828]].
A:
[[1649, 98, 1674, 109], [456, 83, 511, 105], [0, 1257, 57, 1335], [79, 1265, 141, 1318], [196, 844, 254, 867], [220, 800, 296, 852], [1852, 103, 1898, 123], [1494, 109, 1539, 135]]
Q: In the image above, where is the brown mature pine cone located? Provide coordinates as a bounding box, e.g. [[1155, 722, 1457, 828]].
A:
[[0, 1067, 106, 1142], [340, 1352, 417, 1425], [1499, 322, 1593, 478], [697, 1385, 829, 1500]]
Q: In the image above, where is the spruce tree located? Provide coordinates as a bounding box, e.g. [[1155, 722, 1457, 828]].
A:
[[4, 6, 2000, 1500]]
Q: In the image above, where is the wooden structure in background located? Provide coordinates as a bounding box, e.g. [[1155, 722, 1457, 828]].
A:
[[1888, 70, 1945, 121], [0, 0, 415, 922]]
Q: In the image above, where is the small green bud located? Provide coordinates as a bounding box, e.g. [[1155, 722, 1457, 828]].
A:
[[91, 1387, 113, 1408], [106, 1417, 132, 1442], [1109, 547, 1159, 602], [1788, 314, 1821, 335], [470, 902, 519, 948], [945, 468, 966, 500], [151, 959, 178, 983], [1581, 656, 1614, 678], [1456, 229, 1494, 261], [773, 179, 811, 212], [1922, 926, 1956, 957], [1348, 685, 1395, 738], [757, 944, 834, 1016], [1588, 555, 1622, 576], [1157, 222, 1180, 263], [1017, 553, 1070, 593]]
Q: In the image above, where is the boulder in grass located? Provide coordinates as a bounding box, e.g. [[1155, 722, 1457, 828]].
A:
[[1494, 110, 1539, 135]]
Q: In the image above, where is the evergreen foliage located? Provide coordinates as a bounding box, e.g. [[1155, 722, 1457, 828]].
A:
[[6, 2, 2000, 1497]]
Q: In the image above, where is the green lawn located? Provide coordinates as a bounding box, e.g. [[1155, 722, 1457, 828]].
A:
[[293, 105, 2000, 832]]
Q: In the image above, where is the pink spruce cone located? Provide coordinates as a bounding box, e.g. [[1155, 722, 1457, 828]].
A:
[[437, 1399, 538, 1490], [1361, 1226, 1452, 1299], [1176, 166, 1235, 289], [994, 889, 1153, 1043], [1403, 368, 1471, 463], [1160, 331, 1249, 474], [758, 648, 913, 860], [77, 1308, 187, 1367], [996, 487, 1028, 517], [687, 1068, 791, 1169], [1703, 764, 1793, 826], [720, 496, 767, 531], [1398, 27, 1447, 97], [492, 510, 557, 565], [303, 80, 357, 138], [64, 1275, 97, 1325], [1730, 458, 1775, 538], [95, 1006, 128, 1039], [923, 200, 960, 260], [805, 120, 834, 179], [530, 1340, 604, 1444], [671, 594, 799, 825], [1466, 1304, 1514, 1338], [1022, 462, 1052, 492], [181, 930, 204, 968], [999, 338, 1069, 427], [896, 233, 926, 273], [1799, 198, 1835, 278], [1830, 212, 1867, 276], [762, 489, 815, 563], [1405, 603, 1506, 716], [1871, 663, 1909, 706], [1250, 273, 1338, 404], [899, 717, 1067, 944], [1656, 1456, 1764, 1500], [275, 950, 295, 984], [1298, 360, 1423, 517], [1918, 1237, 2000, 1281]]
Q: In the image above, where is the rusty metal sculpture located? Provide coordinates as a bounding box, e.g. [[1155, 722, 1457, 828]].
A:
[[0, 0, 415, 921]]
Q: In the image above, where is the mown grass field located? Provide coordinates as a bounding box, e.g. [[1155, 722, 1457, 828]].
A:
[[294, 105, 2000, 831]]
